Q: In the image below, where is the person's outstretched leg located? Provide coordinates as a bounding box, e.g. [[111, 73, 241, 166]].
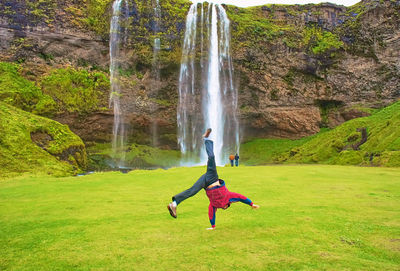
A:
[[168, 128, 215, 218], [172, 174, 207, 205], [204, 138, 218, 185], [173, 132, 218, 204]]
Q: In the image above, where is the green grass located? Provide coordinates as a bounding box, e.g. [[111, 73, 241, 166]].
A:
[[0, 165, 399, 270]]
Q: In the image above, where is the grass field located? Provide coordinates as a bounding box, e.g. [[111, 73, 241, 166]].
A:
[[1, 165, 399, 270]]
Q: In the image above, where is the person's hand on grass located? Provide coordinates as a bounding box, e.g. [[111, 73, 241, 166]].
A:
[[252, 204, 260, 209]]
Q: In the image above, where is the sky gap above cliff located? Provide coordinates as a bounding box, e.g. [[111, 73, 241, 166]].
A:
[[190, 0, 360, 7]]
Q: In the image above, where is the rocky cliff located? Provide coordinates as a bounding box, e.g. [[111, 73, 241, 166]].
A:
[[0, 0, 399, 148]]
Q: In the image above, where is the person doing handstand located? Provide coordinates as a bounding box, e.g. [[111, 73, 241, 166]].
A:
[[167, 128, 259, 230]]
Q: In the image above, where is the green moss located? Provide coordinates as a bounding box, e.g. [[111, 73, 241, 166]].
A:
[[226, 5, 295, 49], [331, 150, 365, 165], [80, 0, 114, 36], [40, 68, 110, 114], [0, 62, 110, 116], [0, 102, 87, 178], [372, 151, 400, 167], [0, 62, 56, 116], [302, 27, 343, 55]]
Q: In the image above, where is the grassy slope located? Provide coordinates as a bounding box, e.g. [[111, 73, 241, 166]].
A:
[[0, 102, 87, 178], [241, 101, 400, 167], [0, 165, 399, 270], [240, 132, 324, 165], [285, 100, 400, 166]]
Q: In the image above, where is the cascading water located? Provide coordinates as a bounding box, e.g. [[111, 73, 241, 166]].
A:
[[151, 0, 162, 147], [109, 0, 128, 167], [177, 2, 239, 166], [177, 3, 199, 164], [205, 4, 223, 162]]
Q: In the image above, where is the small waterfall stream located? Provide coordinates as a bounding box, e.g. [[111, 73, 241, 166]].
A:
[[109, 0, 129, 168], [151, 0, 162, 147], [177, 2, 239, 166]]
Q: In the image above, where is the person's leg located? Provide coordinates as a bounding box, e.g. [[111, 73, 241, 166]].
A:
[[204, 139, 218, 186], [168, 129, 215, 219], [230, 160, 233, 167], [235, 160, 238, 167], [172, 174, 207, 205]]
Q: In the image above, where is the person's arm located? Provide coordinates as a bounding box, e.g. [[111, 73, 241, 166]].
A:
[[228, 192, 258, 208], [207, 203, 217, 230]]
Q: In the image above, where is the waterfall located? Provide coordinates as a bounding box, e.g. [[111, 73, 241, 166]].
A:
[[109, 0, 127, 167], [177, 2, 239, 166], [152, 0, 162, 147], [177, 4, 199, 163], [205, 4, 223, 161]]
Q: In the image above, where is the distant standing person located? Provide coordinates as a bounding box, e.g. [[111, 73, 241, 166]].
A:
[[234, 153, 239, 167], [229, 154, 234, 167]]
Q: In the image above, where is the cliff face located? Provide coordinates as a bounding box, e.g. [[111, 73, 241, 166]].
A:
[[228, 0, 400, 139], [0, 0, 399, 147]]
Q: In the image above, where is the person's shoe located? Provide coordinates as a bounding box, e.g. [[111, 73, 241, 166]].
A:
[[167, 203, 177, 218], [203, 128, 212, 138]]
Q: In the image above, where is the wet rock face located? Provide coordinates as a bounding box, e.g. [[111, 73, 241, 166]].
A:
[[241, 106, 321, 139], [1, 0, 400, 145]]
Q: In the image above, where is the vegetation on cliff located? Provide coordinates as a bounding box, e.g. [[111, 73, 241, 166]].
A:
[[0, 102, 87, 178], [302, 26, 343, 55], [0, 62, 56, 115], [226, 3, 344, 58], [0, 62, 110, 116], [40, 68, 110, 114], [242, 100, 400, 167]]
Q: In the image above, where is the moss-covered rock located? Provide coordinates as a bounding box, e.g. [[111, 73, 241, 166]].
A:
[[0, 102, 87, 178]]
